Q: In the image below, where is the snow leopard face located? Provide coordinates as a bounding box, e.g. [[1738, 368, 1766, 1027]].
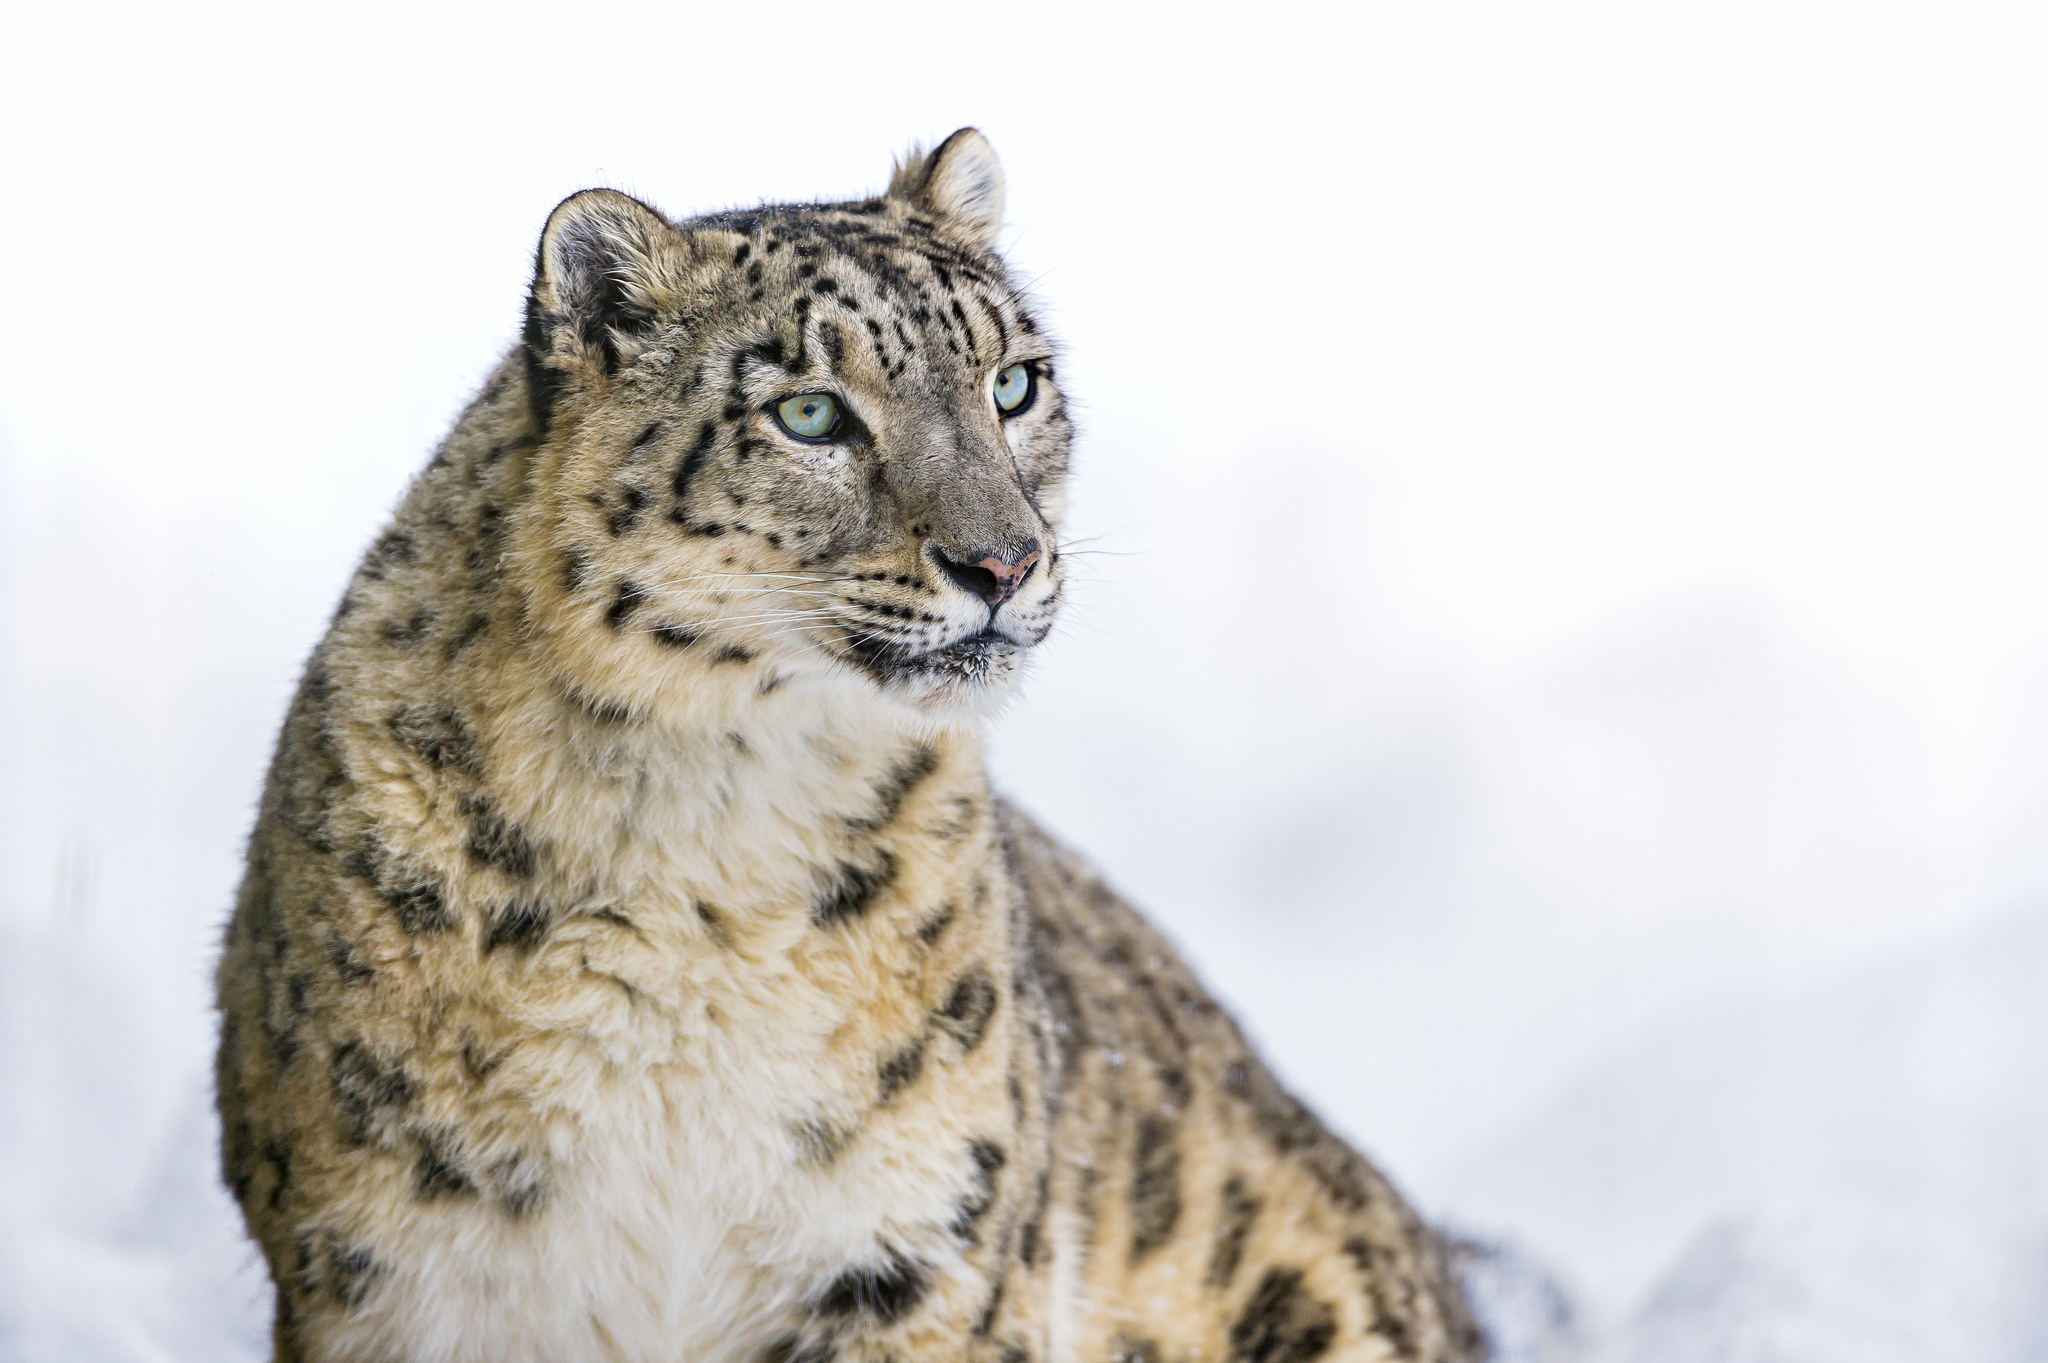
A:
[[514, 130, 1070, 716]]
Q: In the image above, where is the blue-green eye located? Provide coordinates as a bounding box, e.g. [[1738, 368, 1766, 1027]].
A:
[[775, 392, 841, 441], [993, 363, 1033, 414]]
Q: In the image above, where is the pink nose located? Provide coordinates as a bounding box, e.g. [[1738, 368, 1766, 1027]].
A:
[[934, 543, 1043, 607], [975, 551, 1041, 604]]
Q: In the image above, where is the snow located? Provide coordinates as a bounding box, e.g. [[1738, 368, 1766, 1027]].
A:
[[0, 932, 270, 1363], [1445, 907, 2048, 1359]]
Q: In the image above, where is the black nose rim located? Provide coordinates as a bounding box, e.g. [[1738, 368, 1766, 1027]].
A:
[[929, 540, 1042, 607], [935, 552, 1002, 603]]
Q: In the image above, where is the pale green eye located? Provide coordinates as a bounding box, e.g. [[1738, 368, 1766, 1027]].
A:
[[993, 363, 1033, 414], [776, 392, 841, 441]]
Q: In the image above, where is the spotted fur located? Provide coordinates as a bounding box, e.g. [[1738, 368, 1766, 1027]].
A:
[[215, 129, 1482, 1363]]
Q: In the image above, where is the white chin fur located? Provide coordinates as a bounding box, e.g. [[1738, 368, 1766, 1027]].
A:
[[878, 652, 1028, 727]]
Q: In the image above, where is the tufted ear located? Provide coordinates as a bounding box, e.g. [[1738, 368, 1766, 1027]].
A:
[[523, 189, 693, 428], [887, 128, 1005, 250]]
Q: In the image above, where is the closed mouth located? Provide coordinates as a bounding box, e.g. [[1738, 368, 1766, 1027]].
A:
[[844, 625, 1018, 688]]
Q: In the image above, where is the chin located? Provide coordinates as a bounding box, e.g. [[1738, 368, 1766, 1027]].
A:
[[856, 631, 1032, 725]]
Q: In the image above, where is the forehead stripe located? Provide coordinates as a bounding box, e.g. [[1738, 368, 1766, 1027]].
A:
[[974, 295, 1010, 356], [950, 299, 979, 361]]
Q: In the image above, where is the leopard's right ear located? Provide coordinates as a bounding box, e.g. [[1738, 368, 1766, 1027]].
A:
[[888, 128, 1004, 251], [522, 190, 699, 431]]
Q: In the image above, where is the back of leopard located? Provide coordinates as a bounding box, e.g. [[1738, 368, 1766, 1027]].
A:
[[215, 128, 1484, 1363]]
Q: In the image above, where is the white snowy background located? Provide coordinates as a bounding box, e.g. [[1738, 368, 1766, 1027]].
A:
[[3, 2, 2046, 1358]]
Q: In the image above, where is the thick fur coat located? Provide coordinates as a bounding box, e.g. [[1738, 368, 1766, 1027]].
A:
[[214, 129, 1483, 1363]]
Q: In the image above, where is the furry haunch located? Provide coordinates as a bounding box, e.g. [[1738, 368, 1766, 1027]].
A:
[[215, 128, 1484, 1363]]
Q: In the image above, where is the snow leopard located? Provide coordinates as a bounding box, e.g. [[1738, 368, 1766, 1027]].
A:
[[214, 127, 1485, 1363]]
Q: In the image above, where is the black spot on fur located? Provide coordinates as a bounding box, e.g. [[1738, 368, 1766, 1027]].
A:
[[816, 1247, 930, 1324], [928, 793, 982, 843], [387, 704, 481, 775], [500, 1173, 550, 1219], [345, 840, 455, 934], [938, 966, 998, 1051], [330, 1040, 414, 1146], [486, 899, 554, 953], [762, 1336, 835, 1363], [413, 1130, 475, 1199], [847, 744, 939, 833], [460, 1034, 506, 1084], [1229, 1268, 1339, 1363], [606, 490, 646, 537], [294, 1229, 386, 1309], [651, 622, 703, 649], [878, 1034, 927, 1103], [445, 611, 490, 660], [261, 986, 303, 1068], [792, 1116, 853, 1165], [560, 683, 638, 725], [1113, 1340, 1163, 1363], [1209, 1174, 1262, 1288], [1031, 958, 1088, 1080], [812, 853, 897, 925], [1341, 1237, 1425, 1360], [916, 903, 957, 945], [220, 1099, 257, 1205], [1017, 1168, 1051, 1268], [950, 1139, 1006, 1242], [365, 529, 417, 578], [388, 873, 452, 934], [714, 644, 755, 664], [475, 500, 507, 549], [973, 1276, 1005, 1336], [1129, 1113, 1183, 1261], [380, 608, 435, 646], [327, 937, 375, 986], [463, 796, 539, 879], [262, 1136, 294, 1211], [670, 423, 716, 512], [286, 972, 312, 1015], [606, 579, 646, 629], [688, 900, 732, 949], [586, 905, 637, 936], [340, 840, 381, 882], [561, 549, 591, 592]]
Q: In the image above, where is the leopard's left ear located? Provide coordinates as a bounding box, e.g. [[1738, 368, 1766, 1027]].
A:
[[888, 128, 1004, 250]]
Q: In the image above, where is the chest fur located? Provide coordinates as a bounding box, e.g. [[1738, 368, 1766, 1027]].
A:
[[297, 690, 1018, 1361]]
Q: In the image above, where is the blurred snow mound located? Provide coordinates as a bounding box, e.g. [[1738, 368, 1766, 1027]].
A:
[[1446, 905, 2048, 1358], [1601, 1200, 2048, 1363], [0, 928, 268, 1363], [0, 1086, 270, 1362], [1450, 1235, 1580, 1363]]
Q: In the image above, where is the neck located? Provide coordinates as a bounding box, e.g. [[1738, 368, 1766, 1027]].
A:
[[453, 624, 977, 927]]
